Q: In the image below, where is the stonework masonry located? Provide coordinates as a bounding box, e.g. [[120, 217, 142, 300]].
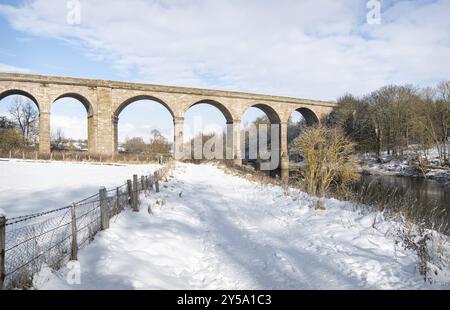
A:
[[0, 73, 337, 177]]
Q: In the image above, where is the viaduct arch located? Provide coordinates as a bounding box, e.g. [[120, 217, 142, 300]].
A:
[[0, 73, 337, 178]]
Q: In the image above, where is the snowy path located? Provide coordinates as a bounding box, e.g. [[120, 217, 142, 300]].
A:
[[36, 163, 449, 290]]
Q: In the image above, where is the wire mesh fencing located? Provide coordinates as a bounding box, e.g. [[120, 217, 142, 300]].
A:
[[0, 161, 174, 290], [0, 149, 172, 165]]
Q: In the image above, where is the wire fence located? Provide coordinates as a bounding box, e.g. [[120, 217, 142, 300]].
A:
[[0, 149, 172, 165], [0, 161, 175, 290]]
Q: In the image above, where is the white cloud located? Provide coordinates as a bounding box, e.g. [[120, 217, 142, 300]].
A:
[[50, 114, 87, 140], [0, 63, 30, 73], [1, 109, 87, 141], [118, 122, 173, 143], [0, 0, 449, 100]]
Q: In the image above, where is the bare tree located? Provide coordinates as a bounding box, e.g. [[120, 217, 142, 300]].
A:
[[8, 96, 38, 145], [436, 81, 450, 164], [51, 128, 66, 151], [416, 84, 450, 165], [148, 129, 172, 155], [122, 137, 147, 154]]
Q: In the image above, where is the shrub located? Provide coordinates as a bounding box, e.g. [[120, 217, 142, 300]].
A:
[[289, 125, 359, 196], [0, 127, 25, 150]]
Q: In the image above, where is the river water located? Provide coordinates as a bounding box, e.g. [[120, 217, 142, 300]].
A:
[[359, 174, 450, 220], [289, 167, 449, 225]]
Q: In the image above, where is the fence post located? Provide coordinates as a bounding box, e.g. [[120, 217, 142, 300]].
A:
[[154, 171, 160, 193], [0, 215, 6, 290], [127, 179, 132, 206], [99, 187, 109, 230], [0, 215, 5, 290], [9, 150, 11, 159], [148, 178, 153, 191], [141, 175, 145, 191], [116, 187, 120, 213], [70, 203, 78, 261], [132, 174, 139, 212]]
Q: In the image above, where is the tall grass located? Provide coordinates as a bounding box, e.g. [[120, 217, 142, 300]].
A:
[[339, 179, 448, 282]]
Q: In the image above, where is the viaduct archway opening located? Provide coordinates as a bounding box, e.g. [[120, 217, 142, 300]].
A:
[[114, 96, 174, 160], [50, 94, 93, 153], [0, 90, 40, 153], [241, 104, 281, 175], [184, 100, 232, 160], [287, 107, 319, 163]]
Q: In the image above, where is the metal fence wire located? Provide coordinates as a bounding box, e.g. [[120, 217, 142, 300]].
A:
[[0, 162, 174, 290]]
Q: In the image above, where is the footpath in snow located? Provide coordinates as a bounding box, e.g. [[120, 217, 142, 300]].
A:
[[36, 163, 450, 290], [0, 159, 160, 217]]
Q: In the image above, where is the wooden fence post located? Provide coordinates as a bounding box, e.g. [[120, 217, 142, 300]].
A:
[[148, 176, 154, 191], [0, 215, 5, 290], [141, 175, 145, 191], [127, 179, 132, 206], [9, 150, 11, 159], [132, 174, 139, 212], [99, 187, 109, 230], [115, 187, 120, 214], [154, 171, 160, 193], [70, 203, 78, 261]]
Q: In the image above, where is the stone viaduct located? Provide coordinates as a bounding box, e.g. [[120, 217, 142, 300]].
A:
[[0, 73, 337, 177]]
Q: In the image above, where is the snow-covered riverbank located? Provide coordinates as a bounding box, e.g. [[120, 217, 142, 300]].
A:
[[358, 154, 450, 184], [34, 163, 449, 290]]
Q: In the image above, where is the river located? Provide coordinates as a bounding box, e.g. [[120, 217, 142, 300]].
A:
[[288, 166, 449, 225], [359, 174, 450, 221]]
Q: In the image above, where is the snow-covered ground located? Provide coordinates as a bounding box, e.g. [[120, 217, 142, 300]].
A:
[[0, 159, 160, 218], [35, 163, 449, 290], [360, 147, 450, 182]]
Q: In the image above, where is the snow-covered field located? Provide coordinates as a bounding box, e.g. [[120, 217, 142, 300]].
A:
[[0, 159, 160, 218], [34, 163, 449, 290]]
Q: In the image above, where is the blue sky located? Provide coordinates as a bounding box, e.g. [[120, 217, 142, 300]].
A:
[[0, 0, 448, 141]]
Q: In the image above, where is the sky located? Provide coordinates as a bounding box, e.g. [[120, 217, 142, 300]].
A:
[[0, 0, 449, 142]]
